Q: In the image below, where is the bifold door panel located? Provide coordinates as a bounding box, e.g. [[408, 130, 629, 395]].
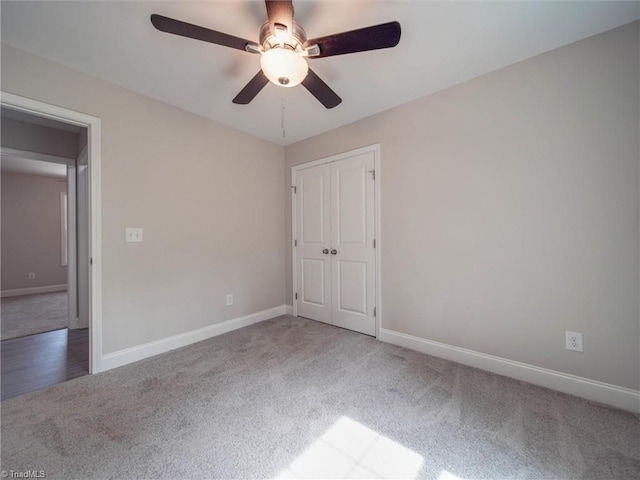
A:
[[295, 151, 376, 336]]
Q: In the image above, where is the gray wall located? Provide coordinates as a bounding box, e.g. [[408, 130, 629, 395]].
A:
[[1, 44, 286, 355], [2, 22, 637, 392], [1, 116, 79, 158], [1, 172, 68, 290], [285, 22, 640, 390]]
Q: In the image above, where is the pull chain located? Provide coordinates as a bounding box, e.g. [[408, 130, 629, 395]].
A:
[[281, 96, 286, 138]]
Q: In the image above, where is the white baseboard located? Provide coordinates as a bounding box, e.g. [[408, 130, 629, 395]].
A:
[[100, 305, 287, 372], [380, 328, 640, 414], [1, 284, 67, 298], [285, 304, 293, 316]]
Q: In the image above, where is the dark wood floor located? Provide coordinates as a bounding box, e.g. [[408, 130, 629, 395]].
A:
[[1, 328, 89, 400]]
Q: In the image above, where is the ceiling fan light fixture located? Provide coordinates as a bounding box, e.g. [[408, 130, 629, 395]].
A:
[[151, 1, 401, 107], [260, 48, 308, 87]]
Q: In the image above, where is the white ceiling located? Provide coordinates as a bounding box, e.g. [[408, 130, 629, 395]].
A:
[[2, 1, 638, 146]]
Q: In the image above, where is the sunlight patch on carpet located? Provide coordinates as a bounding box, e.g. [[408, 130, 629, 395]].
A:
[[276, 416, 424, 479], [438, 470, 467, 480]]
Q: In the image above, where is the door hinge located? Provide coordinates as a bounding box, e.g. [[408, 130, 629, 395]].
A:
[[368, 169, 375, 180], [294, 239, 297, 247], [374, 307, 376, 317], [291, 185, 297, 194], [90, 257, 93, 265], [373, 238, 376, 248], [295, 292, 298, 300]]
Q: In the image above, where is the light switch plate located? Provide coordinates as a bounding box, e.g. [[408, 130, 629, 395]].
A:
[[125, 227, 143, 243]]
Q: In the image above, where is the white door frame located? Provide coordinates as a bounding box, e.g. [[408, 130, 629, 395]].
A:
[[66, 159, 79, 329], [291, 144, 382, 338], [1, 91, 103, 374]]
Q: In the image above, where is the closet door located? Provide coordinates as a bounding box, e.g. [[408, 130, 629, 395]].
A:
[[330, 152, 376, 336], [295, 163, 332, 324], [294, 149, 376, 336]]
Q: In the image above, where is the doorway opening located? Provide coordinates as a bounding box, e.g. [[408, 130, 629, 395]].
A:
[[0, 92, 102, 398]]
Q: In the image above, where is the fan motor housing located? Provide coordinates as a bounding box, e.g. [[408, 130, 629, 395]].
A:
[[259, 21, 307, 52]]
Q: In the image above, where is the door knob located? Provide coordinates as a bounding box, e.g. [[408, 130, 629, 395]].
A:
[[331, 249, 337, 255], [322, 248, 329, 254]]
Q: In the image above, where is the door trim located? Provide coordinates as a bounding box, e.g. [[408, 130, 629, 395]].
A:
[[291, 144, 382, 338], [0, 147, 73, 165], [1, 91, 103, 374]]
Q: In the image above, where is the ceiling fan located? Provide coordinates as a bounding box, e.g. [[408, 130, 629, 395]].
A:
[[151, 0, 401, 109]]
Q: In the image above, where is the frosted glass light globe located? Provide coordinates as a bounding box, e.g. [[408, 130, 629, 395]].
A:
[[260, 48, 309, 87]]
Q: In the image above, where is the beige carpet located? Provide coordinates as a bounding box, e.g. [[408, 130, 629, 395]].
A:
[[1, 292, 68, 340], [1, 315, 639, 479]]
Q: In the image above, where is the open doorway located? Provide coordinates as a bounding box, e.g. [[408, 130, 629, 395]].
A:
[[1, 150, 72, 340], [0, 97, 100, 399]]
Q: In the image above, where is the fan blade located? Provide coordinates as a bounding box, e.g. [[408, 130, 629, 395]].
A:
[[304, 21, 401, 58], [302, 69, 342, 109], [233, 71, 270, 104], [265, 1, 293, 39], [151, 14, 259, 53]]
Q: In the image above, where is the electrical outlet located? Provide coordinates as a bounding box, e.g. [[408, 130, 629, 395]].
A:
[[28, 272, 36, 280], [226, 294, 233, 306], [565, 331, 583, 352]]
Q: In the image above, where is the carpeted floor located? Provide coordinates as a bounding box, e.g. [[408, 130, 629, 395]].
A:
[[1, 292, 68, 340], [1, 316, 638, 479]]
